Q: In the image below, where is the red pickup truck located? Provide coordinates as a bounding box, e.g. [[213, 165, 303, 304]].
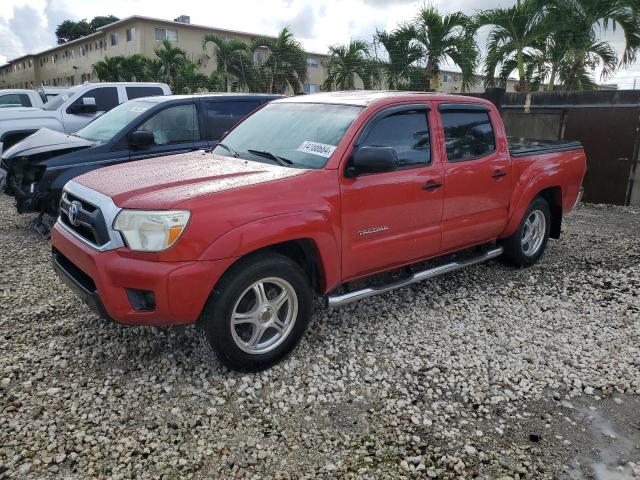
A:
[[51, 92, 586, 371]]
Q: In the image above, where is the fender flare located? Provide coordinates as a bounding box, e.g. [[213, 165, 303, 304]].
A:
[[502, 172, 563, 238], [199, 211, 341, 291]]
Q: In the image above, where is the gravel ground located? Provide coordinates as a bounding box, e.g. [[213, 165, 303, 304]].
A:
[[1, 195, 639, 479]]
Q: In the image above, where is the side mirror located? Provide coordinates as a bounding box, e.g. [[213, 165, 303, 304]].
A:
[[128, 130, 155, 148], [68, 97, 97, 114], [348, 146, 397, 177]]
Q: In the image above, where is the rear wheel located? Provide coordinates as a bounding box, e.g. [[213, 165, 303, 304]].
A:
[[198, 252, 313, 371], [501, 196, 551, 267]]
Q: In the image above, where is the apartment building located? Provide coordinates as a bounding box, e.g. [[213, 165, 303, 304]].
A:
[[0, 15, 329, 93], [0, 14, 516, 95]]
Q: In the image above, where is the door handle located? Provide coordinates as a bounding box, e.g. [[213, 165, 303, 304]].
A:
[[492, 170, 507, 179], [422, 181, 443, 191]]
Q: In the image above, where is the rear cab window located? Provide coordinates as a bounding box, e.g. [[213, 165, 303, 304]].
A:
[[126, 86, 165, 100], [0, 93, 32, 107], [439, 104, 496, 161]]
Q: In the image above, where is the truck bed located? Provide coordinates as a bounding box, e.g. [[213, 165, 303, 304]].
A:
[[508, 137, 583, 157]]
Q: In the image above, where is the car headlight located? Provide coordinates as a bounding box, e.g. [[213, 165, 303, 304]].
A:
[[113, 209, 190, 252]]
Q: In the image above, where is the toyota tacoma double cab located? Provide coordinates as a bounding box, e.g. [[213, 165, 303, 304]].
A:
[[51, 92, 586, 371]]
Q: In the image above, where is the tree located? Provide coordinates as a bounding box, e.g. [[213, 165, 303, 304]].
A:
[[476, 0, 548, 92], [202, 33, 250, 91], [93, 56, 122, 82], [541, 0, 640, 90], [89, 15, 119, 32], [323, 40, 377, 90], [375, 29, 423, 90], [119, 54, 150, 81], [251, 27, 307, 94], [55, 16, 120, 44], [401, 6, 478, 92], [154, 39, 187, 85], [55, 19, 90, 44]]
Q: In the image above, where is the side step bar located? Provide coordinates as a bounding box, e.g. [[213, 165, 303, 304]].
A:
[[327, 246, 504, 308]]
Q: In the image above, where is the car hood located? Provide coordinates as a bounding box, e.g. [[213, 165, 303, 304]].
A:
[[74, 151, 309, 209], [1, 128, 95, 160]]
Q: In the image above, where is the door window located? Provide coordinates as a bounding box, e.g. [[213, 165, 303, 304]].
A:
[[360, 110, 431, 167], [441, 110, 496, 161], [0, 93, 31, 107], [135, 104, 200, 146], [205, 101, 262, 140], [68, 87, 119, 113]]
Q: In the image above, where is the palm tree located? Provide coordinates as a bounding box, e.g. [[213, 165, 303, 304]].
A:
[[402, 6, 478, 91], [541, 0, 640, 90], [119, 54, 149, 82], [93, 56, 122, 81], [323, 40, 377, 90], [476, 0, 548, 91], [202, 33, 249, 91], [375, 29, 423, 90], [154, 39, 187, 84], [251, 27, 307, 94]]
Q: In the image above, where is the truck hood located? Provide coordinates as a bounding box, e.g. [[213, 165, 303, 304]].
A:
[[0, 108, 57, 123], [74, 151, 309, 209], [1, 128, 95, 161]]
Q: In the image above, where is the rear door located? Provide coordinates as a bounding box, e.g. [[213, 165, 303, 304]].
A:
[[437, 103, 511, 251], [340, 105, 444, 280], [203, 99, 264, 145]]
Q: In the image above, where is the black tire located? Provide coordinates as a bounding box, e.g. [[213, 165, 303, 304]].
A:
[[501, 196, 551, 267], [198, 252, 313, 372]]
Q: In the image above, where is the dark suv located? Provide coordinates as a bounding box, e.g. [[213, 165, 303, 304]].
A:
[[1, 93, 281, 222]]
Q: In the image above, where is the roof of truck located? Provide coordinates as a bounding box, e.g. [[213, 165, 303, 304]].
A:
[[277, 91, 493, 107], [132, 93, 283, 104]]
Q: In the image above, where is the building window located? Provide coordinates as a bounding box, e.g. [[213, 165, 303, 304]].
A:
[[127, 27, 136, 42], [253, 51, 263, 63], [303, 84, 318, 94], [443, 74, 453, 83], [80, 46, 86, 56], [155, 27, 177, 42], [306, 58, 319, 68], [111, 33, 118, 46]]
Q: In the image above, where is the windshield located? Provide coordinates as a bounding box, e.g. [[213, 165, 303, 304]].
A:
[[42, 93, 70, 111], [211, 102, 363, 169], [76, 100, 155, 142]]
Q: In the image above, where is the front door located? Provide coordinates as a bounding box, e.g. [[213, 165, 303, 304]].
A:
[[62, 86, 120, 133], [340, 106, 444, 280], [127, 103, 207, 161], [437, 104, 512, 251]]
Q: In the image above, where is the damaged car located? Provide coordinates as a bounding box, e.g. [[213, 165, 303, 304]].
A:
[[0, 93, 281, 234]]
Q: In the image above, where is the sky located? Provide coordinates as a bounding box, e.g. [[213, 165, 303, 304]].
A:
[[1, 0, 639, 88]]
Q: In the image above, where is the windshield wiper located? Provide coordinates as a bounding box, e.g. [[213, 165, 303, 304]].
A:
[[208, 142, 239, 157], [246, 149, 293, 167]]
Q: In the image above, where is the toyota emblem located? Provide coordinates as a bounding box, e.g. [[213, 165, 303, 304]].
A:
[[68, 201, 82, 227]]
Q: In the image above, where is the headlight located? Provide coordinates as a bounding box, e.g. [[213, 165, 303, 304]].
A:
[[113, 209, 190, 252]]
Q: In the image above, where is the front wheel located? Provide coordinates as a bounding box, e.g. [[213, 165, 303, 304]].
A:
[[501, 196, 551, 267], [198, 252, 313, 371]]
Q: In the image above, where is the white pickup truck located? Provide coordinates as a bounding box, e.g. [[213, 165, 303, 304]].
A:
[[0, 82, 171, 154], [0, 89, 46, 109]]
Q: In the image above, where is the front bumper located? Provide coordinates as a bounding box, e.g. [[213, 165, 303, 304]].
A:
[[51, 220, 237, 326]]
